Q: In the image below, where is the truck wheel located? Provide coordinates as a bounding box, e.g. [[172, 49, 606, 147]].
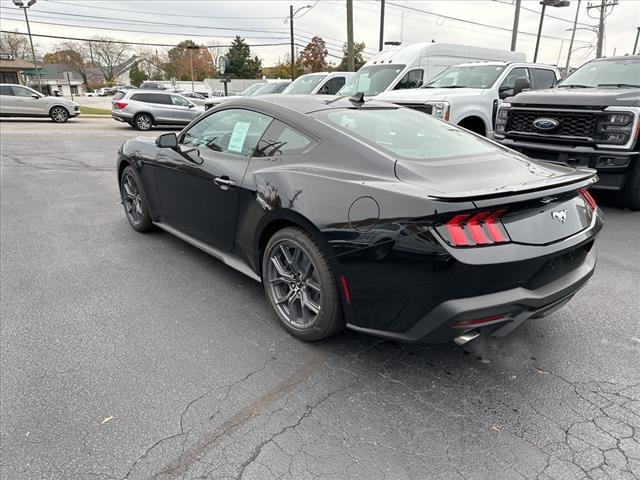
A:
[[618, 161, 640, 210]]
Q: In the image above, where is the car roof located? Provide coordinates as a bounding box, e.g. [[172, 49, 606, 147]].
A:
[[217, 94, 398, 115], [590, 55, 640, 62]]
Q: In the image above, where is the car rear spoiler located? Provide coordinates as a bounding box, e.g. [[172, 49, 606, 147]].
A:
[[428, 170, 598, 207]]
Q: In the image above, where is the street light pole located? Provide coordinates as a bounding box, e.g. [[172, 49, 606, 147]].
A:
[[564, 0, 581, 75], [347, 0, 354, 71], [13, 0, 42, 91], [634, 27, 640, 55], [510, 0, 522, 51], [379, 0, 385, 51], [533, 2, 548, 62], [287, 4, 312, 81]]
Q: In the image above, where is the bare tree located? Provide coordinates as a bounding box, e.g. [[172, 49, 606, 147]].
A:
[[43, 41, 90, 85], [134, 46, 169, 79], [0, 31, 36, 60], [90, 37, 131, 84]]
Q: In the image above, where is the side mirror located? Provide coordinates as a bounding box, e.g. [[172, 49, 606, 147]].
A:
[[188, 103, 194, 108], [31, 93, 39, 99], [513, 77, 531, 96], [155, 132, 178, 149]]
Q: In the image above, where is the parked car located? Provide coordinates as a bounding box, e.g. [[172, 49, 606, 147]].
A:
[[96, 87, 114, 96], [168, 90, 208, 106], [0, 83, 80, 122], [111, 89, 205, 130], [139, 81, 167, 90], [116, 95, 602, 344], [495, 55, 640, 209], [204, 80, 290, 110], [86, 91, 98, 97], [376, 61, 560, 136], [282, 72, 354, 95], [338, 42, 526, 98]]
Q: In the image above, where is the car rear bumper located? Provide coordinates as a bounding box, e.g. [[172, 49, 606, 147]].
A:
[[500, 138, 639, 191], [112, 111, 133, 123], [346, 241, 596, 344]]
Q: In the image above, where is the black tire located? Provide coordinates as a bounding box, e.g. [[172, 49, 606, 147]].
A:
[[120, 166, 153, 232], [618, 161, 640, 210], [50, 106, 69, 123], [262, 227, 344, 342], [133, 113, 153, 131]]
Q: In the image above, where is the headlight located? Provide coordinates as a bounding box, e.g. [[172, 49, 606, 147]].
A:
[[494, 104, 510, 137], [426, 101, 450, 121], [596, 110, 635, 145]]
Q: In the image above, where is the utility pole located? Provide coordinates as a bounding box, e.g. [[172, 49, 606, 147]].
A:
[[510, 0, 521, 52], [588, 0, 618, 58], [289, 5, 295, 80], [565, 0, 581, 74], [190, 48, 194, 92], [634, 27, 640, 55], [346, 0, 354, 71], [379, 0, 385, 51]]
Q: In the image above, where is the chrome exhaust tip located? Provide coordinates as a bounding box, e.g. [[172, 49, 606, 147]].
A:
[[454, 331, 480, 346]]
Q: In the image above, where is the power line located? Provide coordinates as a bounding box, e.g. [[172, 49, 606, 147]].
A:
[[0, 13, 290, 39], [0, 29, 291, 48], [493, 0, 596, 28]]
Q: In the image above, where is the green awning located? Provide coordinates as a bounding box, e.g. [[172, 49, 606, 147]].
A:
[[22, 69, 48, 75]]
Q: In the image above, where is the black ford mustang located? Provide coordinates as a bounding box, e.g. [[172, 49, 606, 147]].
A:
[[116, 95, 603, 344]]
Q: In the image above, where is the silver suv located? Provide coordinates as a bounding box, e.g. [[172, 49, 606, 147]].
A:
[[0, 83, 79, 123], [112, 90, 205, 130]]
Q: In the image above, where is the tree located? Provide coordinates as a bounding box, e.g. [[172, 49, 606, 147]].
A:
[[91, 37, 130, 84], [226, 36, 262, 79], [165, 40, 214, 81], [43, 43, 89, 85], [336, 42, 367, 71], [299, 36, 328, 73], [129, 62, 148, 87], [0, 31, 35, 60]]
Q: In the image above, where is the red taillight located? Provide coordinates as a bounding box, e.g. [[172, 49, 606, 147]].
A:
[[114, 102, 128, 110], [443, 210, 509, 247], [578, 188, 597, 211]]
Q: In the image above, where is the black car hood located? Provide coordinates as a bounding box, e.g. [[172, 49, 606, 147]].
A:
[[507, 87, 640, 107], [394, 148, 596, 200]]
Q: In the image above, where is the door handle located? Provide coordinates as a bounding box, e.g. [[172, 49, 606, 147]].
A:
[[213, 176, 237, 190]]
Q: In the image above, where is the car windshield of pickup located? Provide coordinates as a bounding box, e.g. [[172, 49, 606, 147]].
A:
[[558, 58, 640, 88], [423, 65, 506, 89]]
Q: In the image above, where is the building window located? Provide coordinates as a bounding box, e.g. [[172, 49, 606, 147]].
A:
[[70, 85, 79, 94]]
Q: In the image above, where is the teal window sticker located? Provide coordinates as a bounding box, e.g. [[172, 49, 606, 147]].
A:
[[227, 121, 251, 153]]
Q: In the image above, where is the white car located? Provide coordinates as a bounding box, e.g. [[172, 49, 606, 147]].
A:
[[0, 84, 80, 123], [282, 72, 354, 95], [375, 62, 561, 137]]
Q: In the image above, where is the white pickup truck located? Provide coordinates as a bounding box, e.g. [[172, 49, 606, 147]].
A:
[[376, 61, 561, 137]]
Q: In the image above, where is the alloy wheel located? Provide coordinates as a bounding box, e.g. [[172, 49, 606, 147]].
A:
[[122, 172, 144, 225], [266, 240, 322, 330], [51, 107, 68, 123], [136, 115, 152, 130]]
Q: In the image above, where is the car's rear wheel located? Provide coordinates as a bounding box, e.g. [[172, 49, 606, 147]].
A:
[[50, 106, 69, 123], [120, 166, 153, 232], [134, 113, 153, 131], [263, 227, 344, 341]]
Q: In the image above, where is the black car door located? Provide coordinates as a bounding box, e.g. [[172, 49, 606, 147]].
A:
[[153, 108, 273, 250]]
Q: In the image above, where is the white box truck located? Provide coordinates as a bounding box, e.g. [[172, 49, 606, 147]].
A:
[[338, 42, 526, 98]]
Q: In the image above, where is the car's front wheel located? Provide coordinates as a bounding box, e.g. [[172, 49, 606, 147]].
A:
[[263, 227, 344, 341], [50, 106, 69, 123], [133, 113, 153, 131], [120, 166, 153, 232]]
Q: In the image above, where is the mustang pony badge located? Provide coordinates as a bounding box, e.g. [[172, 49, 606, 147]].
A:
[[551, 209, 568, 223]]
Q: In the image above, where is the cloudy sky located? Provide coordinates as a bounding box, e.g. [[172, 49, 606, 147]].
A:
[[0, 0, 638, 69]]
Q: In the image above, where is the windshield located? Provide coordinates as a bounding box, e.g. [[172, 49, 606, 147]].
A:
[[283, 74, 326, 94], [240, 83, 264, 96], [314, 107, 496, 161], [253, 83, 286, 95], [425, 65, 506, 89], [559, 58, 640, 88], [338, 64, 406, 96]]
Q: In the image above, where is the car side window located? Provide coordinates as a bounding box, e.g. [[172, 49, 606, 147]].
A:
[[255, 120, 317, 157], [171, 95, 190, 107], [324, 77, 346, 94], [532, 68, 557, 89], [11, 86, 35, 97], [0, 85, 14, 96], [499, 67, 530, 96], [182, 109, 272, 157], [394, 69, 424, 90]]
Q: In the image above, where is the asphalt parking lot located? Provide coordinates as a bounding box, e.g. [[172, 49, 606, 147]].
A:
[[1, 117, 639, 480]]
